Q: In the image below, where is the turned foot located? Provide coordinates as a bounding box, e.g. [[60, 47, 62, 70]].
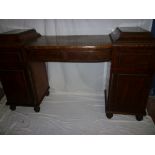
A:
[[136, 115, 143, 121], [34, 106, 40, 112], [10, 105, 16, 111], [106, 112, 113, 119]]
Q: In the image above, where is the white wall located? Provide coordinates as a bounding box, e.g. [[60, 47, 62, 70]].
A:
[[0, 19, 153, 95], [0, 19, 152, 35]]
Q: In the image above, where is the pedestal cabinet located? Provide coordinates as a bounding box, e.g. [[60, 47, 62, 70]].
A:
[[106, 27, 155, 121], [0, 29, 49, 112]]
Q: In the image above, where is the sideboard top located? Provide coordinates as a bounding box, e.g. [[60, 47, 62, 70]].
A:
[[110, 27, 153, 43], [0, 27, 155, 49], [0, 29, 40, 44], [27, 35, 112, 49]]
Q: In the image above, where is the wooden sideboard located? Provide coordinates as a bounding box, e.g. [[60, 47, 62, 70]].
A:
[[0, 27, 155, 121]]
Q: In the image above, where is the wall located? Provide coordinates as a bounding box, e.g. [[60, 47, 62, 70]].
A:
[[0, 19, 153, 35], [0, 19, 153, 95]]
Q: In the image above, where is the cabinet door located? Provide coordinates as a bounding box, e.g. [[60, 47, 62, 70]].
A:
[[107, 73, 152, 115], [0, 69, 33, 106]]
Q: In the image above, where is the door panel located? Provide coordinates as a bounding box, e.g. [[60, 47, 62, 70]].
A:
[[107, 73, 152, 114], [0, 70, 33, 106]]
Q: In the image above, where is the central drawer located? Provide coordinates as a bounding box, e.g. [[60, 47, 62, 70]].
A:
[[28, 48, 112, 62]]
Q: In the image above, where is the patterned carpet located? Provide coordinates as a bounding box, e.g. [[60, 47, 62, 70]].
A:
[[0, 93, 155, 135]]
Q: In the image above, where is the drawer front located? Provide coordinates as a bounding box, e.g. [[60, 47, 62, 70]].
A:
[[61, 48, 111, 62], [29, 48, 111, 62], [117, 53, 151, 67], [28, 49, 63, 62], [112, 47, 154, 72], [0, 49, 23, 63]]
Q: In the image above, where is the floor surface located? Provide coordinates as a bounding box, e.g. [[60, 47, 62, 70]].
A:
[[0, 93, 155, 135]]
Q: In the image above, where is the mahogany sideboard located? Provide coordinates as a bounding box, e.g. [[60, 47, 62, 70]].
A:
[[0, 27, 155, 121]]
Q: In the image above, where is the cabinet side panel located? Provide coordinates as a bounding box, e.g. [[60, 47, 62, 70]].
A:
[[29, 62, 49, 104]]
